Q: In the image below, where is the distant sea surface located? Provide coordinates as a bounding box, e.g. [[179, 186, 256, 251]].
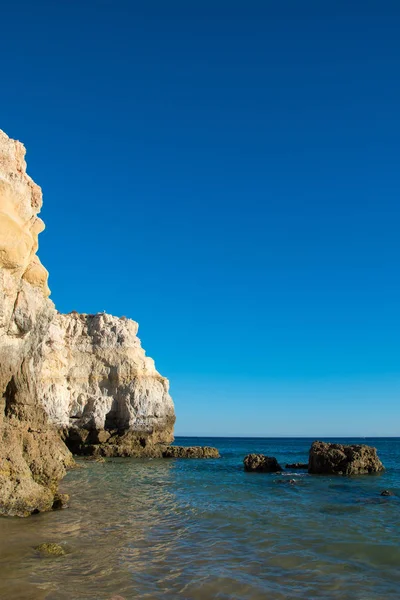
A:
[[1, 437, 400, 600]]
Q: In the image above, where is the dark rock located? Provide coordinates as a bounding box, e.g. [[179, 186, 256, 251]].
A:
[[380, 490, 394, 497], [52, 493, 69, 510], [243, 454, 283, 472], [162, 446, 220, 459], [308, 441, 385, 475], [286, 462, 308, 469]]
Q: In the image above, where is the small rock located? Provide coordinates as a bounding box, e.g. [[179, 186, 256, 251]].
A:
[[52, 493, 69, 510], [380, 490, 394, 497], [286, 463, 308, 469], [244, 454, 283, 472], [35, 543, 66, 556]]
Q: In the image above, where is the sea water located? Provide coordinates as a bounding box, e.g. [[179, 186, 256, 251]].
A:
[[0, 437, 399, 600]]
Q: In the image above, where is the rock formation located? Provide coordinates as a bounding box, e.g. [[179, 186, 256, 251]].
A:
[[243, 454, 282, 472], [0, 129, 73, 516], [0, 129, 176, 515], [162, 446, 220, 458], [308, 441, 385, 475]]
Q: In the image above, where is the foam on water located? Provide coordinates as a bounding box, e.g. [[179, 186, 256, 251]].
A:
[[0, 437, 399, 599]]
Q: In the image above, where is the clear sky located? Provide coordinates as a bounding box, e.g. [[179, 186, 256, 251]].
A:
[[1, 1, 399, 436]]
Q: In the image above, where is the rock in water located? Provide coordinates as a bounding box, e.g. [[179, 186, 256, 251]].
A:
[[82, 455, 106, 463], [243, 454, 283, 472], [162, 446, 220, 458], [380, 490, 394, 497], [52, 493, 69, 510], [0, 129, 175, 516], [35, 543, 66, 556], [308, 441, 385, 475], [285, 463, 308, 469]]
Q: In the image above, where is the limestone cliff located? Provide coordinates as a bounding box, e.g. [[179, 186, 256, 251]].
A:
[[40, 311, 175, 456], [0, 129, 73, 516], [0, 129, 175, 515]]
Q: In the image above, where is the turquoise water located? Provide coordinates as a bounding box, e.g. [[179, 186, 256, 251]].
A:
[[0, 437, 399, 600]]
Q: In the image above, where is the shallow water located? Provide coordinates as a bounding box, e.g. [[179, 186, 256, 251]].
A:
[[0, 437, 399, 600]]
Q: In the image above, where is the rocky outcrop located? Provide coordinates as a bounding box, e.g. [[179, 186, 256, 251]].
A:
[[162, 446, 220, 459], [0, 129, 176, 515], [0, 129, 73, 516], [39, 311, 175, 456], [243, 454, 282, 472], [308, 441, 385, 475]]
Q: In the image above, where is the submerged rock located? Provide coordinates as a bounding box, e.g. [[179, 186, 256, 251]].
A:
[[286, 462, 308, 469], [243, 454, 282, 472], [380, 490, 394, 497], [162, 446, 220, 459], [308, 441, 385, 475], [34, 543, 66, 556], [82, 455, 106, 463]]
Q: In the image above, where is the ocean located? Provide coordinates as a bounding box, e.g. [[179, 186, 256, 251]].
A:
[[0, 437, 399, 600]]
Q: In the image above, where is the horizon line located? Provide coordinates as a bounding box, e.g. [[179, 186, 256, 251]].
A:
[[174, 434, 400, 439]]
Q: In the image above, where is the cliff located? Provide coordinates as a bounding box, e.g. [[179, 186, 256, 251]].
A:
[[0, 129, 175, 515], [0, 129, 73, 516]]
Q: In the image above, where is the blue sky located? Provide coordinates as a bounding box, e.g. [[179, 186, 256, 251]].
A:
[[1, 1, 399, 435]]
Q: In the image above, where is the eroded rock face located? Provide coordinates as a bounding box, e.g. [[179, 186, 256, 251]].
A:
[[0, 129, 73, 516], [243, 454, 282, 472], [39, 311, 175, 455], [308, 441, 385, 475], [0, 129, 176, 515]]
